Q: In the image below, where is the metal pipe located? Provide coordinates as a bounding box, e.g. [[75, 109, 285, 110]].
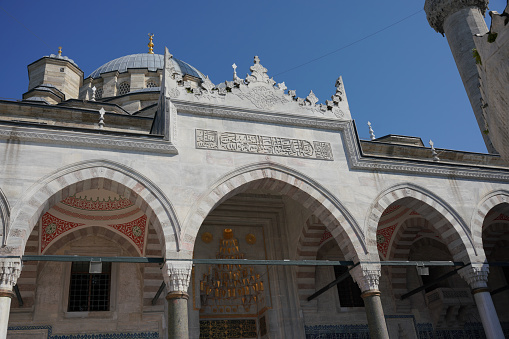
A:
[[13, 284, 22, 307], [307, 262, 360, 301], [152, 282, 166, 305], [400, 263, 471, 300]]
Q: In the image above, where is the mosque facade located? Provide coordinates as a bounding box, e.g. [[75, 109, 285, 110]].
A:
[[1, 3, 509, 338]]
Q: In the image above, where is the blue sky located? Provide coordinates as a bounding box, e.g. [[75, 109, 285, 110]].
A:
[[0, 1, 506, 153]]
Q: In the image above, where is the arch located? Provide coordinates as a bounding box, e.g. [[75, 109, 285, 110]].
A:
[[366, 183, 477, 263], [0, 188, 9, 246], [471, 190, 509, 249], [5, 159, 180, 257], [44, 226, 141, 257], [181, 162, 367, 262]]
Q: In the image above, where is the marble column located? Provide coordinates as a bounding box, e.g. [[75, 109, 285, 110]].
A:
[[350, 264, 389, 339], [0, 258, 21, 339], [163, 260, 192, 339], [459, 264, 504, 339]]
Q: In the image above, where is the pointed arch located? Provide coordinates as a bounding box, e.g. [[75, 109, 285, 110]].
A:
[[180, 162, 367, 262], [366, 183, 477, 263], [471, 190, 509, 248], [5, 159, 180, 257]]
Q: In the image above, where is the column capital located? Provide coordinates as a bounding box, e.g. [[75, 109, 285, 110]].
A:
[[458, 264, 489, 289], [163, 260, 192, 293], [424, 0, 489, 34], [349, 264, 381, 292], [0, 258, 21, 291]]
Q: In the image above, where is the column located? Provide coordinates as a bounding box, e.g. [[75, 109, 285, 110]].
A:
[[350, 264, 389, 339], [0, 258, 21, 338], [459, 264, 504, 339], [163, 260, 192, 339]]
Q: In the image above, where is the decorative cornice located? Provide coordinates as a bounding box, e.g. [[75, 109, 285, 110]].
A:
[[163, 260, 192, 293], [0, 124, 177, 154], [458, 264, 489, 289], [341, 122, 509, 182], [0, 258, 21, 290], [174, 101, 350, 131], [350, 264, 381, 292], [424, 0, 489, 34]]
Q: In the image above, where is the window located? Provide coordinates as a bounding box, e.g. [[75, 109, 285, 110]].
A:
[[146, 80, 158, 88], [117, 82, 130, 95], [334, 266, 364, 307], [95, 88, 103, 100], [68, 261, 112, 312]]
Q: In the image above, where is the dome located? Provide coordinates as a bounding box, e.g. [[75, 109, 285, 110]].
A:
[[88, 53, 206, 80]]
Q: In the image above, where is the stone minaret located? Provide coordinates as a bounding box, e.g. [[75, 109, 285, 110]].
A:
[[424, 0, 496, 153]]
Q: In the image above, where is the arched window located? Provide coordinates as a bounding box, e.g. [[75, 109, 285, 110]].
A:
[[118, 82, 130, 95], [146, 80, 158, 88]]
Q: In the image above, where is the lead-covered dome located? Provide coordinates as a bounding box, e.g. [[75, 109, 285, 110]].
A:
[[88, 53, 206, 80]]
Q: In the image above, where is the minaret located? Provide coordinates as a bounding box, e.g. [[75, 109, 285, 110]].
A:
[[424, 0, 496, 153]]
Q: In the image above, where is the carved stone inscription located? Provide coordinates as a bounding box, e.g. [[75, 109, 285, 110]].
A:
[[196, 129, 333, 160]]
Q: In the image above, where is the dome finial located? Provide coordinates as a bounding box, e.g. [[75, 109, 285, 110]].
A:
[[58, 46, 62, 57], [148, 33, 154, 54]]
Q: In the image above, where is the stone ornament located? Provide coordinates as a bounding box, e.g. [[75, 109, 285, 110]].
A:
[[458, 264, 489, 289], [424, 0, 489, 34], [0, 258, 21, 290], [349, 264, 381, 292], [163, 260, 193, 293], [306, 90, 319, 106]]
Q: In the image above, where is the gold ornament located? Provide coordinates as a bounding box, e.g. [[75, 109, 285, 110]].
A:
[[245, 233, 256, 245], [148, 33, 154, 54], [201, 232, 213, 243]]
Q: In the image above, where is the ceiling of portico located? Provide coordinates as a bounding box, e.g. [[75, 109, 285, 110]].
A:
[[39, 188, 148, 255]]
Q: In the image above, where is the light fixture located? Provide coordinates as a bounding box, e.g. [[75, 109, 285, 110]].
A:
[[416, 263, 429, 276], [89, 259, 102, 274]]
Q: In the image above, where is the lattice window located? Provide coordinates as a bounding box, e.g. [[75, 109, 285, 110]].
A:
[[118, 82, 130, 95], [334, 266, 364, 307], [146, 80, 158, 88], [95, 88, 103, 100], [68, 261, 112, 312]]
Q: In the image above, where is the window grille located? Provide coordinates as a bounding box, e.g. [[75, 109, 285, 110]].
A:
[[118, 82, 130, 95], [146, 81, 158, 88], [95, 88, 103, 99], [68, 261, 112, 312], [334, 266, 364, 307]]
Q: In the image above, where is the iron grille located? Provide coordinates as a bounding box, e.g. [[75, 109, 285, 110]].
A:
[[68, 261, 111, 312]]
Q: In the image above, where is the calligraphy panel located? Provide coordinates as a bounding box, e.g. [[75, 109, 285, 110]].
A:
[[196, 129, 333, 160]]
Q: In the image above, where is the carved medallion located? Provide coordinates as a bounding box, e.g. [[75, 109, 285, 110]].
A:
[[235, 86, 289, 110], [46, 223, 57, 235], [168, 88, 180, 98], [201, 232, 213, 244], [246, 233, 256, 245]]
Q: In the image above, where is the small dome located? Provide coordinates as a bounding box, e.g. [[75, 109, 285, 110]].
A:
[[88, 53, 206, 80]]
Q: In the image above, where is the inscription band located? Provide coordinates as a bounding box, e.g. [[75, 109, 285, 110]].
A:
[[196, 129, 333, 161]]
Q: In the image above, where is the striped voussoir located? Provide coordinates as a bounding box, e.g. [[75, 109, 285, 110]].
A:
[[472, 190, 509, 250], [6, 160, 178, 258], [367, 185, 476, 265], [181, 163, 367, 263], [296, 215, 327, 308]]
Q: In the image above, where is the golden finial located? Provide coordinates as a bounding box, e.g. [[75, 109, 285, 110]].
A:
[[58, 46, 62, 57], [148, 34, 154, 54]]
